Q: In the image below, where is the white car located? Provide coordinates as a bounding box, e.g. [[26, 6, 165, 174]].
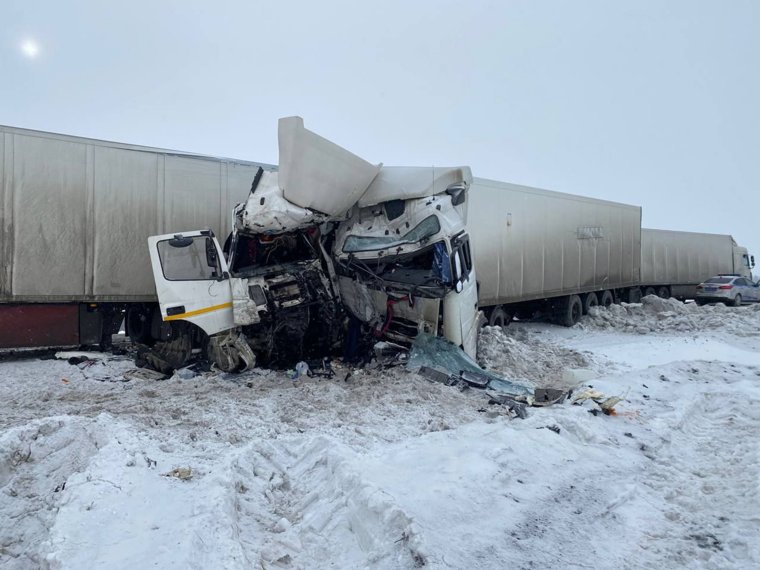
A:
[[695, 275, 760, 306]]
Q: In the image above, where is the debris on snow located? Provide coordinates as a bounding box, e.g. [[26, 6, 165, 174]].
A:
[[162, 467, 193, 481], [408, 332, 534, 398]]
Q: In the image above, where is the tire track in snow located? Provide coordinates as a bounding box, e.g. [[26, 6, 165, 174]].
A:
[[215, 437, 426, 569], [632, 385, 760, 568]]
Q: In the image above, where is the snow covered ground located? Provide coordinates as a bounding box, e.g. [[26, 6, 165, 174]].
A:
[[2, 300, 760, 569]]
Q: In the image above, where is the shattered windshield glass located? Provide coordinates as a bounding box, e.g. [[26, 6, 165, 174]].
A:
[[343, 215, 441, 253]]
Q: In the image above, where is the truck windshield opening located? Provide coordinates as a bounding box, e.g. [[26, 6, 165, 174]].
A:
[[343, 215, 441, 253]]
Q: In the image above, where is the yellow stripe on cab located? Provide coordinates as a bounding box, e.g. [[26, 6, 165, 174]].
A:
[[164, 302, 233, 321]]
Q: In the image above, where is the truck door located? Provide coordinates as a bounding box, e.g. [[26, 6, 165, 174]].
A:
[[148, 231, 236, 336]]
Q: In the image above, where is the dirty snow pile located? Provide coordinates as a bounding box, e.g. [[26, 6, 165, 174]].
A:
[[580, 295, 760, 335], [2, 305, 760, 569], [478, 325, 591, 387]]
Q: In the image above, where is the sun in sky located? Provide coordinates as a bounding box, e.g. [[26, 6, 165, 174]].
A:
[[20, 39, 40, 59]]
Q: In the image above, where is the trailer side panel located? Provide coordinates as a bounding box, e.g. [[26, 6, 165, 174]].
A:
[[469, 178, 641, 306]]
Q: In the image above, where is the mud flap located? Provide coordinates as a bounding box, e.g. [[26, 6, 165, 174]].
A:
[[207, 329, 257, 373]]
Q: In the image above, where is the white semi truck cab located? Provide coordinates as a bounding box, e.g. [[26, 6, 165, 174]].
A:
[[332, 171, 478, 357], [146, 117, 480, 371]]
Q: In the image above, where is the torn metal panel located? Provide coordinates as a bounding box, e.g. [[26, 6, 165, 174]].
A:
[[278, 116, 381, 216], [235, 170, 329, 234], [206, 329, 256, 372], [230, 277, 262, 326], [337, 276, 383, 324], [407, 333, 534, 399], [357, 166, 472, 208]]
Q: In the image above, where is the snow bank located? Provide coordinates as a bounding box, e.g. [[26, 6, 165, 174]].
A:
[[478, 325, 591, 386], [580, 296, 760, 335]]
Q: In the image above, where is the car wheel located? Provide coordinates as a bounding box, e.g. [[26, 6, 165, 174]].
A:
[[733, 294, 742, 307], [695, 299, 705, 306]]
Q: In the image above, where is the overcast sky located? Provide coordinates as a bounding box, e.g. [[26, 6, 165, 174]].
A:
[[2, 0, 758, 265]]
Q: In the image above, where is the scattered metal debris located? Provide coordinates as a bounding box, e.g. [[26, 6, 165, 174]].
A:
[[487, 393, 530, 419], [533, 388, 568, 407]]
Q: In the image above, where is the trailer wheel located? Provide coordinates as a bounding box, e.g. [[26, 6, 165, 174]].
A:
[[628, 288, 643, 303], [556, 295, 583, 327], [488, 307, 512, 327], [599, 290, 614, 308], [643, 287, 656, 297], [657, 286, 670, 299], [583, 292, 598, 314]]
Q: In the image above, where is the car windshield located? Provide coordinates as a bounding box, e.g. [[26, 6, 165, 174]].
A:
[[704, 277, 732, 284]]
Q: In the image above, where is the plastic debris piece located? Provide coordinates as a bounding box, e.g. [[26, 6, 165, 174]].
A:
[[123, 369, 168, 382], [408, 333, 533, 399], [571, 388, 606, 404], [533, 388, 568, 407], [291, 361, 310, 380], [162, 467, 193, 480], [487, 393, 529, 419]]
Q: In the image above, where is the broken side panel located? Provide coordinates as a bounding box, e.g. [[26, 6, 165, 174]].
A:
[[235, 170, 329, 235], [278, 116, 382, 216]]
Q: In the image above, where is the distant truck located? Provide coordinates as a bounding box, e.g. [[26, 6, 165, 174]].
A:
[[638, 228, 754, 300], [0, 125, 270, 349]]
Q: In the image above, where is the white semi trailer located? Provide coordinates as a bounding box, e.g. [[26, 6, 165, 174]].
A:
[[0, 125, 271, 349], [466, 178, 642, 326], [638, 228, 754, 300]]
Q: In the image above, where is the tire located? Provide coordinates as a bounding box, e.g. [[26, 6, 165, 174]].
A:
[[628, 288, 643, 303], [733, 294, 742, 307], [583, 292, 598, 314], [555, 295, 583, 327], [695, 299, 705, 306], [643, 287, 656, 297], [657, 286, 670, 299], [126, 304, 153, 344], [488, 307, 512, 327], [599, 290, 614, 308]]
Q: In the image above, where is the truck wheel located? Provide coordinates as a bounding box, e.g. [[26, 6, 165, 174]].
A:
[[599, 290, 614, 308], [583, 292, 598, 314], [556, 295, 583, 327], [733, 294, 742, 307], [643, 287, 656, 297], [657, 287, 670, 299], [126, 305, 153, 344], [488, 307, 512, 327]]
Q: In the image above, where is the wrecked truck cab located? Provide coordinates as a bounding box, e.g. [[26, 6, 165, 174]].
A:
[[147, 169, 342, 372], [332, 168, 479, 358]]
